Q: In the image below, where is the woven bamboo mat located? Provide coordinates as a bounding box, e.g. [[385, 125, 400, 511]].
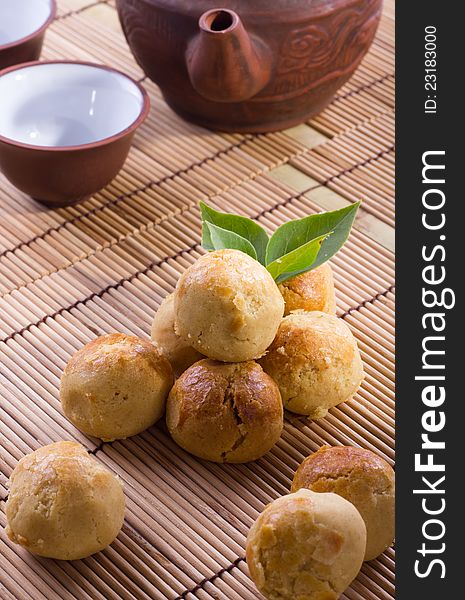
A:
[[0, 0, 395, 598]]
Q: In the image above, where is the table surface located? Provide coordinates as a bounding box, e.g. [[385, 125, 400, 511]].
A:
[[0, 1, 395, 599]]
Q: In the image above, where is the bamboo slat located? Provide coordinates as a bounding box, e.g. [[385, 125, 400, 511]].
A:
[[0, 0, 395, 598]]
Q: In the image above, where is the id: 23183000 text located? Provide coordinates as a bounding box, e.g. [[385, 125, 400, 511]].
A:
[[424, 25, 438, 114]]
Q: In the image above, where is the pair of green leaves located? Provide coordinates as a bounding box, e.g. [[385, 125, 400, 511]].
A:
[[200, 200, 360, 284]]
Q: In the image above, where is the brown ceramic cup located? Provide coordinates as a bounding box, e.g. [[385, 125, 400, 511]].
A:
[[0, 61, 150, 207], [0, 0, 56, 70]]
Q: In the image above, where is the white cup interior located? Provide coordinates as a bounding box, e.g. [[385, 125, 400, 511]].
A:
[[0, 0, 52, 46], [0, 63, 145, 147]]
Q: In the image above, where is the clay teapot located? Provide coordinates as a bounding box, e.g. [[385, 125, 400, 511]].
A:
[[115, 0, 382, 132]]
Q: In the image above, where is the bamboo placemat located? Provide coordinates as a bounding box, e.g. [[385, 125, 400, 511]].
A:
[[0, 1, 395, 598]]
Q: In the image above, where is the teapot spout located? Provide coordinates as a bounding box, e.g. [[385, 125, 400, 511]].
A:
[[186, 8, 272, 104]]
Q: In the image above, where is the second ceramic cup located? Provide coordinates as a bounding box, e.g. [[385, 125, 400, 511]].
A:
[[0, 61, 150, 207], [0, 0, 56, 70]]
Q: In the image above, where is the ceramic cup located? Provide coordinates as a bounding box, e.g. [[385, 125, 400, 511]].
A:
[[0, 61, 150, 206], [0, 0, 56, 70]]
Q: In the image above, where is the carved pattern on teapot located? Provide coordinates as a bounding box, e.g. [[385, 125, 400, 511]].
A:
[[260, 1, 380, 102]]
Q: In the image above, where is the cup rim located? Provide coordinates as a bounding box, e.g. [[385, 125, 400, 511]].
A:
[[0, 60, 151, 151], [0, 0, 57, 51]]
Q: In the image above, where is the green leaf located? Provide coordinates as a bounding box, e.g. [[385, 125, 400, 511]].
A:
[[267, 233, 330, 284], [265, 202, 360, 270], [200, 201, 269, 264], [204, 222, 257, 260]]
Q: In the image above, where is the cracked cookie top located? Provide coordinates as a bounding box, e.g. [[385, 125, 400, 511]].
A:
[[166, 359, 283, 463]]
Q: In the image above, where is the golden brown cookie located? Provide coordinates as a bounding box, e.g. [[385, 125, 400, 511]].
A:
[[60, 333, 174, 441], [166, 359, 283, 463], [260, 311, 363, 418], [246, 489, 366, 600], [151, 293, 204, 377], [5, 441, 125, 560], [174, 249, 284, 362], [292, 446, 395, 560], [278, 263, 336, 316]]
